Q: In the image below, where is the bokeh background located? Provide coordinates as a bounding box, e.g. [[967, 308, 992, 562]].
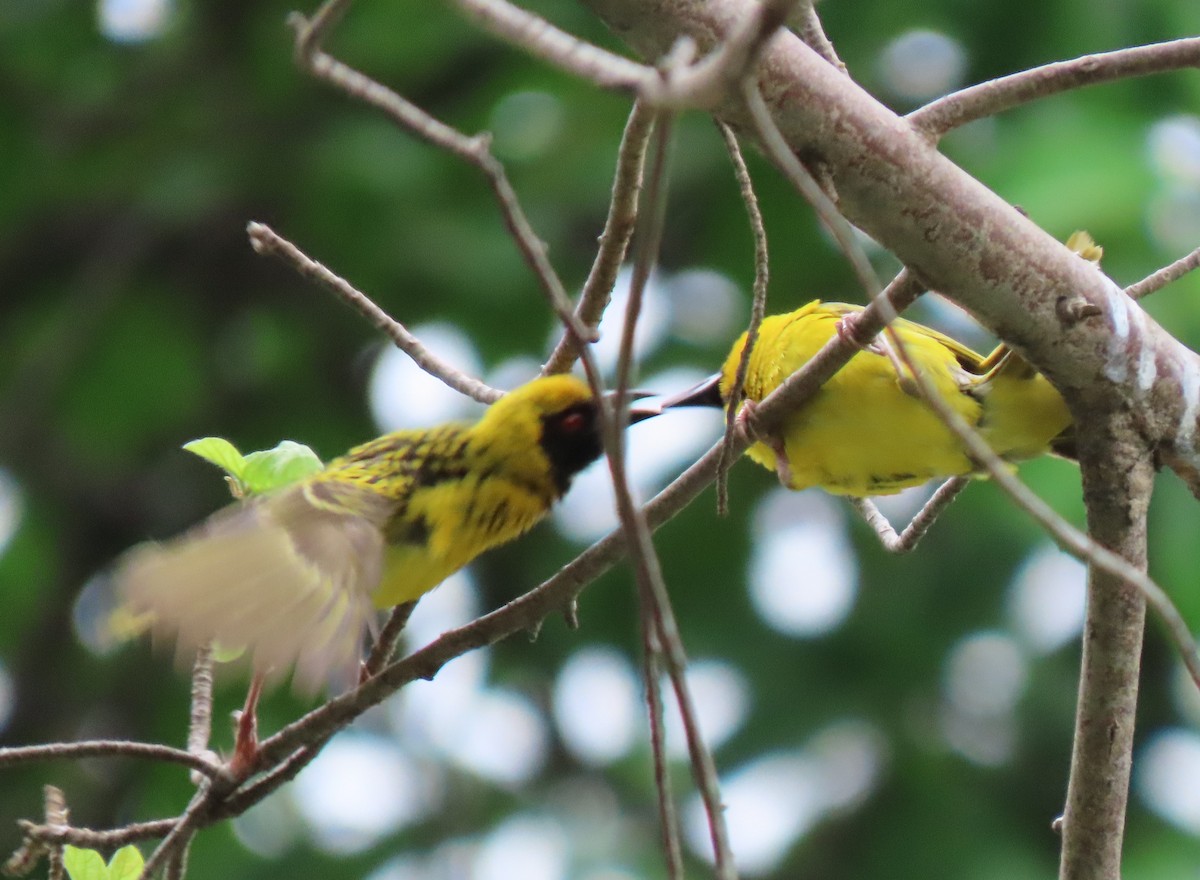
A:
[[4, 0, 1200, 877]]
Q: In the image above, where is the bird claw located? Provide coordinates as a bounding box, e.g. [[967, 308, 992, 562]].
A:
[[735, 399, 793, 488], [836, 315, 920, 398]]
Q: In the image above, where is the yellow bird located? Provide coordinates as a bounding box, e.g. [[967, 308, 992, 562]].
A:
[[662, 301, 1074, 497], [117, 375, 657, 691]]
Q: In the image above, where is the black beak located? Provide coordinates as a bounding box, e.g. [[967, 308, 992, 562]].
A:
[[654, 374, 725, 411], [601, 389, 661, 425]]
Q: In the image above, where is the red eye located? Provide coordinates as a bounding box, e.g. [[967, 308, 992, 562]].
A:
[[558, 412, 586, 433]]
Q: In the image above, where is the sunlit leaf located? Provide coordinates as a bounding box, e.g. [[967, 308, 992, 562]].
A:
[[183, 437, 246, 481], [106, 846, 145, 880], [63, 846, 108, 880], [240, 440, 324, 494]]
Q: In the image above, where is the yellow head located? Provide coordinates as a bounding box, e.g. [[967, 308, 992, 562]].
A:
[[473, 375, 656, 496]]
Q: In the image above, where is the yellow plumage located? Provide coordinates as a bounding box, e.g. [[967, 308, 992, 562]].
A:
[[117, 375, 649, 690], [712, 301, 1072, 496], [663, 290, 1079, 498]]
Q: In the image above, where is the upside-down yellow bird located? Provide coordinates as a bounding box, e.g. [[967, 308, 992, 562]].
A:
[[661, 290, 1081, 497], [117, 375, 658, 692]]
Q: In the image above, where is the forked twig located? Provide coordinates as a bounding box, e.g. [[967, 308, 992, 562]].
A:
[[849, 478, 969, 553]]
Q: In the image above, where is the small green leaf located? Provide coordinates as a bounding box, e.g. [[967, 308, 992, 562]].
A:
[[240, 440, 324, 494], [106, 846, 145, 880], [183, 437, 246, 481], [63, 846, 108, 880]]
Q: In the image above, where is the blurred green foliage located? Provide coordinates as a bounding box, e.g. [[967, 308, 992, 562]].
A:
[[2, 0, 1200, 878]]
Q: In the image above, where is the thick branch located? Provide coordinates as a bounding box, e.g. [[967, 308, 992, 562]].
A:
[[579, 0, 1200, 487], [1059, 411, 1152, 879]]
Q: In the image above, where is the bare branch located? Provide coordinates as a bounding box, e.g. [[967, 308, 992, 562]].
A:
[[607, 106, 736, 879], [1125, 243, 1200, 301], [789, 0, 846, 72], [742, 81, 881, 299], [362, 601, 417, 678], [715, 120, 769, 516], [247, 222, 500, 404], [909, 37, 1200, 140], [0, 741, 221, 779], [544, 101, 656, 374], [850, 477, 969, 553]]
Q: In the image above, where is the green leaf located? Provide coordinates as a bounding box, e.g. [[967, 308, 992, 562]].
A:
[[211, 640, 246, 664], [106, 846, 145, 880], [63, 846, 108, 880], [240, 440, 324, 494], [183, 437, 246, 481]]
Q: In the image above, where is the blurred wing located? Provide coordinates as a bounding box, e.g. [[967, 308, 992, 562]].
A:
[[117, 483, 390, 693]]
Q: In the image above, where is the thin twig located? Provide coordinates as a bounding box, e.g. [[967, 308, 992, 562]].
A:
[[715, 120, 770, 516], [284, 18, 598, 354], [607, 104, 735, 879], [742, 81, 882, 299], [362, 601, 417, 678], [908, 37, 1200, 140], [15, 819, 178, 849], [450, 0, 798, 112], [445, 0, 653, 92], [878, 314, 1200, 690], [247, 222, 500, 404], [544, 101, 656, 374], [0, 741, 221, 778], [43, 786, 67, 880], [640, 621, 682, 879], [1125, 243, 1200, 301], [789, 0, 846, 72], [138, 790, 211, 880], [849, 477, 969, 553], [185, 643, 216, 787]]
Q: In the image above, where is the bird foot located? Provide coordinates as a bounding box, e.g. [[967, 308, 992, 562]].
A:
[[735, 399, 793, 488], [836, 315, 920, 398]]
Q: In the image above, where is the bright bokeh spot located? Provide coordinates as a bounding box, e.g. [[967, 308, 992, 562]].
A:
[[807, 719, 887, 812], [1007, 544, 1086, 654], [940, 706, 1016, 767], [578, 265, 671, 376], [1147, 115, 1200, 186], [1138, 728, 1200, 834], [686, 751, 822, 876], [490, 91, 565, 162], [877, 29, 968, 102], [474, 815, 569, 880], [553, 646, 642, 765], [868, 482, 936, 527], [749, 490, 858, 637], [232, 789, 301, 857], [552, 367, 723, 543], [943, 630, 1028, 717], [1146, 189, 1200, 255], [663, 659, 750, 757], [0, 469, 22, 560], [440, 687, 549, 787], [665, 269, 742, 347], [685, 719, 885, 874], [368, 323, 482, 432], [97, 0, 171, 42], [293, 731, 441, 854]]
